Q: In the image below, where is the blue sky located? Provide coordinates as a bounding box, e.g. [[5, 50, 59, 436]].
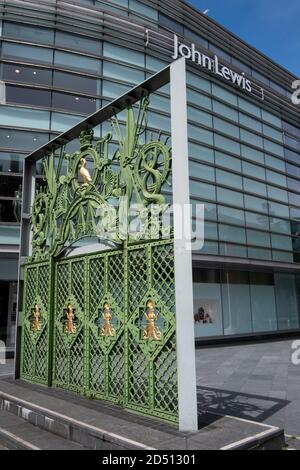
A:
[[189, 0, 300, 76]]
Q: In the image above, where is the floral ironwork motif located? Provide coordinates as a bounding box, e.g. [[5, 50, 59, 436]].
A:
[[21, 97, 178, 425], [30, 97, 171, 261]]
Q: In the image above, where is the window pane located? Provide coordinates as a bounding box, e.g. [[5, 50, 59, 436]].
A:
[[188, 142, 214, 163], [3, 63, 52, 86], [266, 169, 286, 187], [214, 117, 239, 138], [239, 113, 262, 133], [265, 154, 285, 172], [184, 28, 209, 49], [246, 211, 269, 230], [250, 275, 277, 332], [56, 31, 101, 54], [3, 21, 54, 44], [0, 152, 24, 173], [188, 125, 213, 145], [0, 129, 50, 151], [187, 90, 212, 112], [263, 124, 283, 142], [247, 229, 270, 247], [103, 42, 144, 66], [146, 55, 168, 72], [190, 181, 216, 201], [189, 161, 215, 182], [275, 273, 299, 330], [148, 112, 170, 132], [0, 174, 22, 197], [188, 106, 212, 127], [244, 194, 268, 213], [241, 144, 264, 164], [149, 93, 170, 113], [52, 92, 96, 114], [186, 72, 211, 93], [103, 61, 144, 83], [217, 187, 244, 207], [6, 85, 51, 107], [0, 200, 21, 222], [215, 134, 240, 155], [0, 106, 50, 129], [248, 247, 272, 260], [102, 80, 129, 98], [193, 281, 223, 338], [55, 51, 101, 74], [238, 97, 261, 118], [53, 71, 99, 94], [219, 243, 247, 257], [215, 151, 241, 172], [243, 178, 267, 197], [213, 100, 238, 121], [129, 0, 158, 20], [264, 139, 284, 157], [262, 109, 282, 129], [242, 161, 265, 180], [268, 201, 289, 218], [2, 42, 53, 64], [218, 205, 245, 225], [222, 274, 252, 335], [268, 186, 288, 203], [212, 83, 237, 106], [241, 129, 263, 148], [271, 234, 292, 251], [51, 112, 82, 132], [218, 225, 245, 243], [270, 217, 291, 234], [216, 169, 243, 190]]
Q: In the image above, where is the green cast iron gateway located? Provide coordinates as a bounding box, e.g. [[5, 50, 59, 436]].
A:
[[20, 98, 178, 423]]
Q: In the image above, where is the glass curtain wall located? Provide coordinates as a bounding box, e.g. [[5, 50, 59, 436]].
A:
[[193, 268, 300, 338]]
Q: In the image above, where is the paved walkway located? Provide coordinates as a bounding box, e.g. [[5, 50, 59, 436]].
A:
[[196, 338, 300, 442]]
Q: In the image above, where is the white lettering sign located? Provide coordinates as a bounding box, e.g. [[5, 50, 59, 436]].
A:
[[172, 34, 252, 93]]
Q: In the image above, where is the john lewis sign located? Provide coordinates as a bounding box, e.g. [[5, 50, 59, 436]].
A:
[[172, 34, 252, 93]]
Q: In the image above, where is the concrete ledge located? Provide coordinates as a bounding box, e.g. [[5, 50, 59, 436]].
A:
[[0, 379, 285, 450]]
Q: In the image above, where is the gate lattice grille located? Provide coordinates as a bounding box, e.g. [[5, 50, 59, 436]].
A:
[[20, 262, 51, 384], [21, 240, 177, 422]]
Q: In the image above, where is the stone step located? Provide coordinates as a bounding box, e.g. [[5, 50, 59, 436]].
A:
[[0, 409, 87, 450], [0, 378, 286, 450]]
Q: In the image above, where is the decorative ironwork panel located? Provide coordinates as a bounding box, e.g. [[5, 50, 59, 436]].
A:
[[20, 98, 178, 424], [20, 262, 51, 385], [53, 258, 86, 393], [126, 240, 178, 422]]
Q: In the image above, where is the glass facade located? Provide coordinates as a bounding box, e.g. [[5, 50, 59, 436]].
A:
[[193, 269, 300, 338], [186, 72, 300, 266], [0, 0, 299, 347]]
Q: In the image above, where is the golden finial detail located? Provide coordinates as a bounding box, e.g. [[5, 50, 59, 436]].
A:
[[32, 304, 42, 332], [65, 303, 77, 334], [79, 157, 92, 187], [143, 299, 161, 341], [100, 303, 116, 337]]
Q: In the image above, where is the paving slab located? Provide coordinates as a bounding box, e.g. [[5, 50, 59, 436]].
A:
[[0, 378, 284, 450], [196, 339, 300, 437]]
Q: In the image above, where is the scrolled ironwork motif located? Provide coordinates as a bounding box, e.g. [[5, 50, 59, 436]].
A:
[[29, 97, 171, 261]]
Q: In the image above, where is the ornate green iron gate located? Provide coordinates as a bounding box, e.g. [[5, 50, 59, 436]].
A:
[[20, 98, 178, 423]]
